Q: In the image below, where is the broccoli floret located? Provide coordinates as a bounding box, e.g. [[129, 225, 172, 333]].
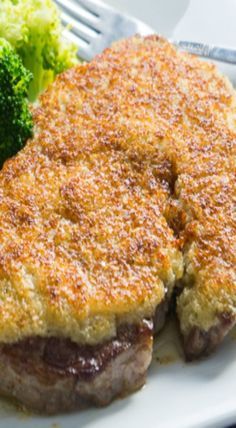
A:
[[0, 0, 78, 101], [0, 38, 33, 166]]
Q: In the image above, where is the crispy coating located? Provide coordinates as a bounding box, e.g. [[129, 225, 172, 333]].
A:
[[0, 36, 185, 345], [0, 35, 235, 345]]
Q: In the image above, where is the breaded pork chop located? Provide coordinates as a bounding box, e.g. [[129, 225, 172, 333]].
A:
[[0, 36, 183, 412], [0, 35, 235, 412]]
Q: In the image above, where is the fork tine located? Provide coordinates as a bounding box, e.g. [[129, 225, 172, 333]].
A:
[[55, 0, 101, 32], [64, 30, 96, 61], [58, 0, 153, 61], [63, 27, 96, 62], [61, 11, 97, 43], [76, 0, 108, 18], [63, 28, 86, 49]]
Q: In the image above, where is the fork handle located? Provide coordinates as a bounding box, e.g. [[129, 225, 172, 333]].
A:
[[174, 40, 236, 64]]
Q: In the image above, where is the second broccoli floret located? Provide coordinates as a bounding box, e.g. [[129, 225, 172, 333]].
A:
[[0, 38, 33, 167], [0, 0, 79, 101]]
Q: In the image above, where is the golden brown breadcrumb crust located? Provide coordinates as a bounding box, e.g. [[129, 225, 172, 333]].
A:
[[0, 35, 235, 345]]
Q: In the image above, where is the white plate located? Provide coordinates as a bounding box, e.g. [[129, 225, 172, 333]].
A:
[[1, 1, 236, 427]]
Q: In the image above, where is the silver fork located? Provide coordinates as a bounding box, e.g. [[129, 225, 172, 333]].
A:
[[55, 0, 236, 64]]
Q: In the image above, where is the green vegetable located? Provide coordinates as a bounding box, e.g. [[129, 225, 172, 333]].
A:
[[0, 38, 33, 166], [0, 0, 78, 101]]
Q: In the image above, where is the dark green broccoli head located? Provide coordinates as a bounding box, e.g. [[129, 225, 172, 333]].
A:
[[0, 38, 33, 167]]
